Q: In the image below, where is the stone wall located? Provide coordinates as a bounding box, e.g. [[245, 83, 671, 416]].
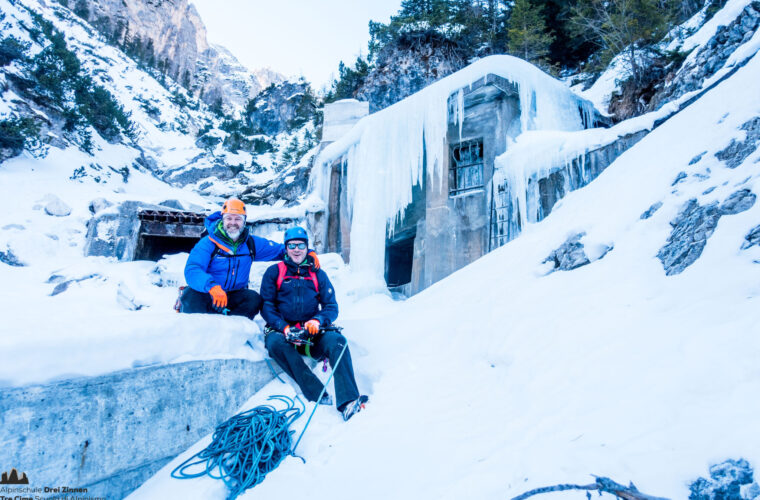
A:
[[0, 358, 278, 499]]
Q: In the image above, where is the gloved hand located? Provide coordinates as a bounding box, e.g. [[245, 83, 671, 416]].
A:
[[209, 285, 227, 309], [283, 325, 291, 335], [307, 251, 321, 270], [304, 319, 320, 335]]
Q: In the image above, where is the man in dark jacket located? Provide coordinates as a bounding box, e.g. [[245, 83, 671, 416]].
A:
[[260, 226, 368, 421], [182, 198, 318, 319]]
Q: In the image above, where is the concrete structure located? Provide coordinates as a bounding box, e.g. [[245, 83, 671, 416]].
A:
[[0, 358, 280, 499], [317, 74, 637, 296], [84, 201, 298, 262], [321, 99, 369, 143]]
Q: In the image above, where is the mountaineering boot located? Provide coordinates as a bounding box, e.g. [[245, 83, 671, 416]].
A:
[[319, 393, 333, 406], [341, 395, 369, 421]]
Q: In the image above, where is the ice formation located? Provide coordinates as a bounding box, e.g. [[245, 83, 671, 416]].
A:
[[312, 55, 597, 281]]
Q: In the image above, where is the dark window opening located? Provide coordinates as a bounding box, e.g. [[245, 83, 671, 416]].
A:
[[450, 138, 484, 196], [134, 234, 198, 261], [385, 236, 415, 288]]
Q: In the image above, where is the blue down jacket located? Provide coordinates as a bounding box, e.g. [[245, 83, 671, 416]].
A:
[[184, 211, 285, 293], [259, 257, 338, 332]]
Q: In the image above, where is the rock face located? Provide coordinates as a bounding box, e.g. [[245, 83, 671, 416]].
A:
[[79, 0, 283, 109], [356, 32, 468, 112], [715, 117, 760, 168], [247, 80, 317, 136], [657, 190, 756, 275], [651, 2, 760, 110]]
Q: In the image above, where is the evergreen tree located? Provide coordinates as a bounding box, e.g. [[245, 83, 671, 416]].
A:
[[570, 0, 675, 83], [507, 0, 555, 65]]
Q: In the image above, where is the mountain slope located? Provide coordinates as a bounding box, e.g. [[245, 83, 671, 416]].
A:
[[130, 22, 760, 500]]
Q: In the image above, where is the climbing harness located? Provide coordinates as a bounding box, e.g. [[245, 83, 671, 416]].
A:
[[173, 333, 349, 498]]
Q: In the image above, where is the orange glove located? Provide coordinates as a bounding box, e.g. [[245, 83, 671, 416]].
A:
[[308, 250, 321, 270], [209, 285, 227, 308], [283, 325, 291, 335], [304, 319, 320, 335]]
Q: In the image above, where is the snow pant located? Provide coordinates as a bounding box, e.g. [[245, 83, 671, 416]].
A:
[[180, 287, 262, 320], [265, 329, 360, 411]]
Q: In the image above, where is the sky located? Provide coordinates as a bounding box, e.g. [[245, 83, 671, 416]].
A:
[[190, 0, 403, 92]]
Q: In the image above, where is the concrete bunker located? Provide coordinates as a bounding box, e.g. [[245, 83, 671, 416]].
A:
[[316, 72, 629, 296], [84, 201, 299, 262]]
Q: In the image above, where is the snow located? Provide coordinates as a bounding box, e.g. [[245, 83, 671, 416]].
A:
[[680, 0, 755, 52], [0, 0, 758, 497], [130, 30, 760, 500], [312, 55, 597, 284]]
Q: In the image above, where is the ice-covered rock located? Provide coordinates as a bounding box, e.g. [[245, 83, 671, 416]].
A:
[[43, 194, 72, 217], [688, 458, 755, 500]]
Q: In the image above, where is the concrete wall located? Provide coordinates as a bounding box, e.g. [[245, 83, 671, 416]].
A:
[[411, 87, 520, 293], [0, 358, 278, 499]]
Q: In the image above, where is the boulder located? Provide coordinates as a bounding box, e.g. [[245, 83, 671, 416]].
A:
[[688, 458, 755, 500], [43, 194, 72, 217], [720, 188, 756, 215], [88, 197, 113, 215], [542, 232, 611, 272]]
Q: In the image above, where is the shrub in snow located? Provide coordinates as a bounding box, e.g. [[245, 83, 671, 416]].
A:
[[688, 458, 755, 500]]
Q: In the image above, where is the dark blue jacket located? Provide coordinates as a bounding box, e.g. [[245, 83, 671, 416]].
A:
[[184, 211, 286, 293], [259, 257, 338, 332]]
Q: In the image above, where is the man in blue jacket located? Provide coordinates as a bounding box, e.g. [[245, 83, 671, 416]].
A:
[[260, 226, 368, 421], [181, 198, 318, 319]]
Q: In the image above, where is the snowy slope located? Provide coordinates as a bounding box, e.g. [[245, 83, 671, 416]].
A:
[[129, 26, 760, 500]]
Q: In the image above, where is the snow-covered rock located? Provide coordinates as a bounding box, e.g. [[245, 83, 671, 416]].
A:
[[43, 194, 72, 217]]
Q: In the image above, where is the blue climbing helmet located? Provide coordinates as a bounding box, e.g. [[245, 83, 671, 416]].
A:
[[284, 226, 308, 245]]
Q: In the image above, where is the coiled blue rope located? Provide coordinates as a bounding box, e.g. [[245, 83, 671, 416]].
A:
[[171, 341, 348, 499], [171, 395, 304, 500]]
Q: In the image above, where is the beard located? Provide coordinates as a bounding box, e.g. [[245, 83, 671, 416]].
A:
[[225, 225, 243, 241]]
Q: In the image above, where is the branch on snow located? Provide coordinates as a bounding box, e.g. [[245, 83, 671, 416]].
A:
[[511, 476, 670, 500]]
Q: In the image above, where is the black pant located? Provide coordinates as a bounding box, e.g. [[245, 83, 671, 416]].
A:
[[265, 329, 360, 411], [180, 287, 262, 320]]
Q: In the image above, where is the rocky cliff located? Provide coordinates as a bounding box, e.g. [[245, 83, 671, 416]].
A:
[[72, 0, 283, 110]]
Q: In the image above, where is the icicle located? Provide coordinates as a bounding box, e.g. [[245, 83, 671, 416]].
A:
[[312, 55, 598, 283]]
